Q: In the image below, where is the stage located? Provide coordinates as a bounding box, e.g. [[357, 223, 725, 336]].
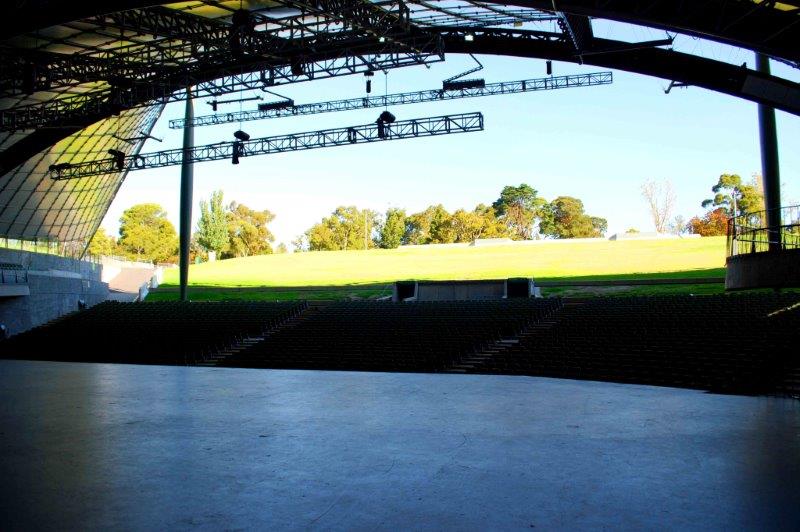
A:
[[1, 360, 798, 529]]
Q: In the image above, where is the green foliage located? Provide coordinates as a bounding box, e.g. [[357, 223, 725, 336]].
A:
[[276, 243, 288, 254], [379, 208, 406, 249], [86, 227, 116, 257], [540, 196, 607, 239], [196, 190, 229, 255], [405, 204, 453, 245], [701, 173, 764, 217], [306, 206, 379, 251], [492, 184, 549, 239], [117, 203, 178, 263], [688, 208, 728, 236], [225, 202, 276, 258]]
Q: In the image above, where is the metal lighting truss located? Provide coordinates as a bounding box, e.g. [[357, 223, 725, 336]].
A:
[[49, 111, 484, 180], [170, 71, 612, 128]]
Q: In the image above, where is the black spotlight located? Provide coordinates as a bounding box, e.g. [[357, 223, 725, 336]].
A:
[[207, 100, 219, 112], [108, 149, 126, 170], [546, 60, 553, 76], [378, 110, 396, 124], [233, 130, 250, 141], [232, 141, 244, 165], [291, 60, 304, 76], [364, 70, 374, 94]]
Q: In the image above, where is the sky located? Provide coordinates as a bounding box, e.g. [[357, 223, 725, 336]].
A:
[[100, 21, 800, 249]]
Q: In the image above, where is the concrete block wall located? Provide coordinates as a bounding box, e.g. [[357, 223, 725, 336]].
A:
[[0, 249, 108, 336]]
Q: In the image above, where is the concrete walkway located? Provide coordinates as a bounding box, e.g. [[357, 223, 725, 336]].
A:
[[0, 361, 797, 530], [106, 267, 154, 302]]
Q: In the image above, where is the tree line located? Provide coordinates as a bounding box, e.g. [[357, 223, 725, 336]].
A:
[[86, 173, 767, 262], [295, 184, 608, 251], [638, 173, 765, 237], [87, 193, 282, 263]]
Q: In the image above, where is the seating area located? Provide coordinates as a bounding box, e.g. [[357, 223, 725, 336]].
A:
[[218, 299, 562, 372], [472, 293, 800, 394], [0, 301, 306, 365], [1, 294, 797, 394]]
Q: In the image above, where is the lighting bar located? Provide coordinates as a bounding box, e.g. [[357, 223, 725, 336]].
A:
[[50, 112, 484, 180], [170, 72, 612, 129]]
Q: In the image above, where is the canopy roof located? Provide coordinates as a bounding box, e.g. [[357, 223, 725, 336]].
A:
[[1, 0, 798, 247]]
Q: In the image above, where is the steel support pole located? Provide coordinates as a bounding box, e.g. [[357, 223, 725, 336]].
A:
[[755, 53, 782, 251], [179, 88, 194, 301]]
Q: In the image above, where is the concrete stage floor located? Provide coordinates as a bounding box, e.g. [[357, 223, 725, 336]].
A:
[[1, 360, 798, 530]]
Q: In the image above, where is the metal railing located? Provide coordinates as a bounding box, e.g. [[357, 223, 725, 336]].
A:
[[727, 205, 800, 257], [0, 263, 28, 284]]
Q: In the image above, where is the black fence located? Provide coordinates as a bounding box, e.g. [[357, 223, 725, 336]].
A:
[[0, 262, 27, 284], [727, 205, 800, 257]]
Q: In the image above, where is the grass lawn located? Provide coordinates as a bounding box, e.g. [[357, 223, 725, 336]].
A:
[[148, 237, 729, 301]]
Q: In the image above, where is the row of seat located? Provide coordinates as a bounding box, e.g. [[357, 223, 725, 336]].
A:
[[1, 301, 307, 365], [219, 299, 562, 372], [472, 294, 800, 393]]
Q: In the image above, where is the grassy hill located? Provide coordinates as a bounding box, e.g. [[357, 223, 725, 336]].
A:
[[149, 236, 728, 300]]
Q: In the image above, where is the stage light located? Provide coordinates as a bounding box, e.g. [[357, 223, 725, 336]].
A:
[[378, 36, 386, 43], [364, 70, 375, 94], [207, 100, 219, 112], [464, 34, 474, 41], [546, 60, 553, 76], [233, 130, 250, 141], [108, 149, 126, 171], [232, 141, 241, 165], [378, 111, 396, 124], [48, 162, 73, 173]]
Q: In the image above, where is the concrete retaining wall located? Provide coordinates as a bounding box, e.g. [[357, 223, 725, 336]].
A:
[[726, 248, 800, 290], [0, 249, 108, 336]]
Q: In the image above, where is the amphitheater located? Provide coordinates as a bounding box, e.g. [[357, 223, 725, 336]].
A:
[[2, 1, 800, 529]]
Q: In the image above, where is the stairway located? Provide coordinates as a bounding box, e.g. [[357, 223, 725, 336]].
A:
[[447, 299, 580, 373], [197, 305, 317, 367]]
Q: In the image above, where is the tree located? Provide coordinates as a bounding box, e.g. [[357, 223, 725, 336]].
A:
[[117, 203, 178, 263], [450, 205, 510, 242], [641, 179, 676, 233], [405, 204, 453, 245], [492, 184, 549, 239], [451, 209, 485, 243], [701, 173, 764, 217], [276, 243, 288, 254], [687, 208, 728, 236], [306, 206, 379, 251], [379, 208, 406, 249], [540, 196, 607, 239], [86, 227, 116, 257], [225, 202, 276, 258], [291, 234, 308, 252], [473, 204, 512, 239], [196, 190, 229, 256], [668, 215, 687, 235]]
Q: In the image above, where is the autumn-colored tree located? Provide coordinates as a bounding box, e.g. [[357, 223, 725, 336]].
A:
[[687, 208, 728, 236]]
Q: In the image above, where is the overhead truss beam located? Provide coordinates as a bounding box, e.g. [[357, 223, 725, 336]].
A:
[[5, 1, 799, 66], [0, 50, 443, 132], [169, 71, 612, 129], [48, 112, 484, 180]]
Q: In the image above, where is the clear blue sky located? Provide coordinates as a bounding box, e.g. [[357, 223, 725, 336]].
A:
[[101, 22, 800, 248]]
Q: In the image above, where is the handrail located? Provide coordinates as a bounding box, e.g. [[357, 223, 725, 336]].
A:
[[727, 204, 800, 257], [0, 264, 28, 284]]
